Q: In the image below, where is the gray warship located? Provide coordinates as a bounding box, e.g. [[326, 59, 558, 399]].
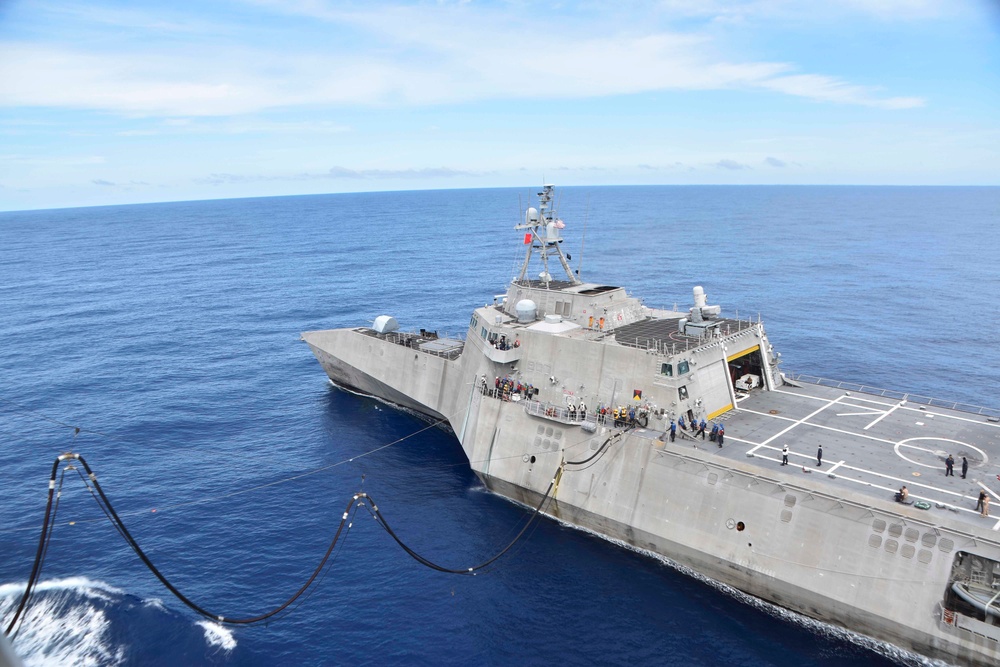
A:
[[303, 185, 1000, 666]]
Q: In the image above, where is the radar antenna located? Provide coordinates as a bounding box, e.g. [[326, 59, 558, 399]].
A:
[[514, 185, 581, 287]]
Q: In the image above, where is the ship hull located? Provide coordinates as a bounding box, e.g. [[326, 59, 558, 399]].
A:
[[478, 470, 968, 666], [307, 339, 446, 420], [305, 324, 1000, 667], [304, 263, 1000, 667]]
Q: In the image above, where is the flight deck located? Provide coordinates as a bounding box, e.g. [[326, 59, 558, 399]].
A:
[[658, 382, 1000, 531]]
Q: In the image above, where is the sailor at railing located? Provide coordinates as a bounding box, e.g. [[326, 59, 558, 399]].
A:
[[486, 332, 520, 351], [482, 374, 535, 401]]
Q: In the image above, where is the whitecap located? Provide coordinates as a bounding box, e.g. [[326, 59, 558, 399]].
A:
[[0, 577, 123, 602], [196, 620, 237, 653], [0, 579, 126, 667], [142, 597, 167, 611]]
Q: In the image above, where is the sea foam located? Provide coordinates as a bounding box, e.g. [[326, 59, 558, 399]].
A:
[[196, 620, 237, 653], [0, 578, 126, 667]]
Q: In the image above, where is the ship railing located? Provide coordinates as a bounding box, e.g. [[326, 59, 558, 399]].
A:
[[786, 373, 1000, 418], [616, 318, 761, 355], [371, 330, 466, 360], [523, 400, 592, 425], [937, 602, 1000, 649]]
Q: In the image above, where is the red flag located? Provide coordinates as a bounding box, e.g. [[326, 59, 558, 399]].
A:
[[523, 233, 532, 245]]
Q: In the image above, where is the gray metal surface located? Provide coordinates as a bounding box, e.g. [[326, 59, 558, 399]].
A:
[[302, 186, 1000, 666], [679, 384, 1000, 529]]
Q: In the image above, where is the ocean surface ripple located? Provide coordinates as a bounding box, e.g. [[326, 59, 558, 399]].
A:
[[1, 186, 997, 666]]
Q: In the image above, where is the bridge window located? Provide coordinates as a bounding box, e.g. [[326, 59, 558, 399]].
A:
[[481, 327, 488, 339], [678, 386, 689, 400], [678, 360, 690, 375], [660, 363, 673, 376]]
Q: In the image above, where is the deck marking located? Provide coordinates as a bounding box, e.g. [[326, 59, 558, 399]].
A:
[[758, 395, 844, 447], [841, 395, 899, 407], [897, 404, 1000, 428], [776, 387, 1000, 430], [836, 410, 884, 417], [895, 438, 988, 469], [979, 481, 1000, 502], [777, 388, 895, 409], [744, 436, 976, 502], [825, 460, 845, 476], [839, 402, 890, 412], [741, 406, 898, 448], [864, 402, 901, 431], [749, 451, 983, 516], [734, 389, 999, 526]]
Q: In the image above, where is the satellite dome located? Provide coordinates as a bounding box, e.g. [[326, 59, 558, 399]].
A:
[[515, 299, 537, 323], [372, 315, 399, 334]]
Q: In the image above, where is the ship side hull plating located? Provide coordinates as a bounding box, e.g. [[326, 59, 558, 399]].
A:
[[304, 248, 1000, 667], [307, 323, 1000, 666]]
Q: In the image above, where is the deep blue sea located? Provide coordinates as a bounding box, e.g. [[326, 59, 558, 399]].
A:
[[1, 186, 998, 666]]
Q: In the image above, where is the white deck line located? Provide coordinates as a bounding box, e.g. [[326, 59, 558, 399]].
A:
[[897, 403, 1000, 428], [758, 395, 843, 448], [736, 440, 961, 499], [979, 481, 1000, 502], [732, 412, 979, 503], [775, 387, 1000, 430], [825, 460, 845, 476], [974, 483, 1000, 530], [864, 402, 901, 431], [747, 451, 982, 519], [740, 406, 898, 448], [836, 460, 970, 501], [776, 389, 897, 409]]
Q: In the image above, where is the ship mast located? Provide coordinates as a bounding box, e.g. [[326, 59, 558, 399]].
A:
[[514, 184, 581, 287]]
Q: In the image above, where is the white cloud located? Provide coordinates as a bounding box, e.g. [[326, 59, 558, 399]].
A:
[[194, 165, 482, 185], [1, 153, 106, 166], [715, 159, 751, 170], [655, 0, 958, 22], [0, 2, 925, 117], [760, 74, 923, 109], [115, 119, 351, 137]]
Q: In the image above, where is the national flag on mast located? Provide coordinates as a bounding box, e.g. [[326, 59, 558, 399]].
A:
[[523, 233, 532, 244]]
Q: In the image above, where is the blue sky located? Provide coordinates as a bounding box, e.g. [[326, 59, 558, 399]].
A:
[[1, 0, 998, 210]]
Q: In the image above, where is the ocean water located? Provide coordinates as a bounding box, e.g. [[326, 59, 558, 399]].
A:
[[0, 185, 998, 666]]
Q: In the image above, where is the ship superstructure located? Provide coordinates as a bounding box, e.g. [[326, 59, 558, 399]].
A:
[[302, 186, 1000, 667]]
